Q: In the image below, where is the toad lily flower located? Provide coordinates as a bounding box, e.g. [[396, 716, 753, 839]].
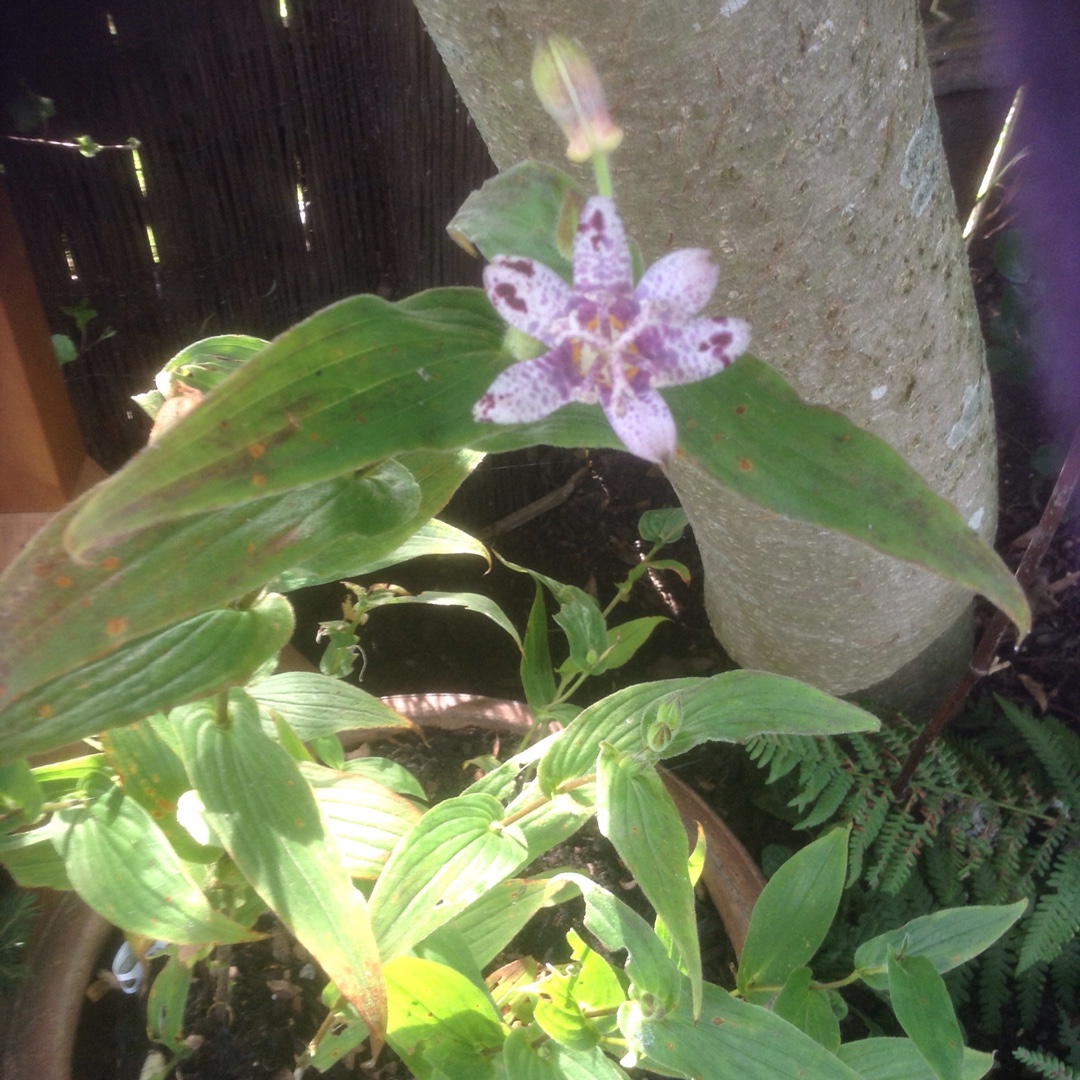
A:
[[474, 196, 751, 467]]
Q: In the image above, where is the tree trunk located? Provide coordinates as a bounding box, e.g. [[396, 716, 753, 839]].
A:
[[412, 0, 995, 705]]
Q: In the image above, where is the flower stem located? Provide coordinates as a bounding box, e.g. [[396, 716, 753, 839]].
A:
[[592, 151, 614, 199]]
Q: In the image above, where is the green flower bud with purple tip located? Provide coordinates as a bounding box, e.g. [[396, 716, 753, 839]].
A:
[[532, 35, 624, 164]]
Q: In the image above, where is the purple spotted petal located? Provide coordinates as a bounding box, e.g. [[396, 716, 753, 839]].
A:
[[483, 257, 574, 344], [641, 316, 752, 387], [601, 382, 678, 467], [635, 248, 718, 318], [472, 345, 580, 424], [572, 196, 633, 295]]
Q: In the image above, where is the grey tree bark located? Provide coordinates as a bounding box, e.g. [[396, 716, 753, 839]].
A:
[[412, 0, 996, 707]]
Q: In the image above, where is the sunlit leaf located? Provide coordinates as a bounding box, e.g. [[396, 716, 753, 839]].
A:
[[300, 761, 422, 881], [620, 977, 862, 1080], [0, 594, 293, 764], [384, 955, 506, 1080], [248, 671, 417, 742], [369, 793, 529, 959], [596, 744, 701, 1017], [538, 672, 879, 795], [174, 690, 387, 1050], [54, 786, 260, 944]]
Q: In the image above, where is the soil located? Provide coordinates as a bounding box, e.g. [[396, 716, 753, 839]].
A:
[[53, 57, 1080, 1080]]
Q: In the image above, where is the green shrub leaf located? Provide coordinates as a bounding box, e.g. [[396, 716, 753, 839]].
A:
[[737, 828, 848, 1000]]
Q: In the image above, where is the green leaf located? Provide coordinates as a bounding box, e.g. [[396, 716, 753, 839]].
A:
[[886, 952, 964, 1080], [447, 160, 586, 281], [340, 515, 490, 578], [547, 1043, 632, 1080], [771, 967, 841, 1053], [52, 333, 78, 365], [553, 593, 609, 672], [248, 671, 418, 742], [669, 356, 1030, 637], [619, 978, 862, 1080], [61, 291, 522, 557], [101, 719, 217, 862], [0, 760, 41, 824], [385, 955, 506, 1080], [638, 508, 689, 545], [0, 821, 71, 888], [503, 1026, 564, 1080], [737, 828, 848, 1001], [451, 159, 1026, 634], [854, 900, 1027, 991], [368, 793, 530, 959], [341, 756, 426, 801], [551, 873, 683, 1015], [594, 617, 667, 674], [838, 1039, 994, 1080], [0, 464, 408, 715], [596, 745, 701, 1017], [54, 785, 260, 944], [134, 334, 267, 418], [0, 594, 294, 764], [444, 875, 578, 970], [383, 590, 522, 650], [147, 950, 199, 1050], [538, 672, 879, 795], [300, 762, 423, 881], [268, 450, 485, 592], [174, 690, 387, 1050], [521, 583, 558, 713]]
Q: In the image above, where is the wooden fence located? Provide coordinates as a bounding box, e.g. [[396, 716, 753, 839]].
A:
[[1, 0, 493, 469]]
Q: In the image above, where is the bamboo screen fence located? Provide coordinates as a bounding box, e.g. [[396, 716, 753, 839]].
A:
[[1, 0, 494, 470]]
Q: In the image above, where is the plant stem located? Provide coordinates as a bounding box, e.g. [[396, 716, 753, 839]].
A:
[[893, 421, 1080, 798], [500, 773, 595, 828], [592, 151, 614, 199]]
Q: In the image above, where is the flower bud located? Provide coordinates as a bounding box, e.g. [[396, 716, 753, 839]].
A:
[[531, 35, 623, 163]]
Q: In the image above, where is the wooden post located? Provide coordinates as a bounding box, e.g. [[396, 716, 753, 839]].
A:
[[0, 184, 106, 570]]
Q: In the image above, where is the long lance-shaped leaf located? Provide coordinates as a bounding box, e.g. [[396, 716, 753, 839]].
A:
[[597, 744, 702, 1018], [0, 462, 415, 710], [538, 671, 880, 795], [737, 828, 848, 1001], [62, 290, 608, 559], [620, 976, 864, 1080], [854, 901, 1027, 991], [667, 360, 1029, 636], [174, 690, 387, 1052], [0, 594, 293, 765]]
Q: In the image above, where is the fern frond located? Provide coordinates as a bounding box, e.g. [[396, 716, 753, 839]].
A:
[[1013, 1047, 1080, 1080], [1018, 960, 1051, 1031], [848, 792, 892, 885], [999, 697, 1080, 811], [1050, 940, 1080, 1012], [1018, 850, 1080, 973], [798, 771, 856, 830], [977, 936, 1017, 1036]]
